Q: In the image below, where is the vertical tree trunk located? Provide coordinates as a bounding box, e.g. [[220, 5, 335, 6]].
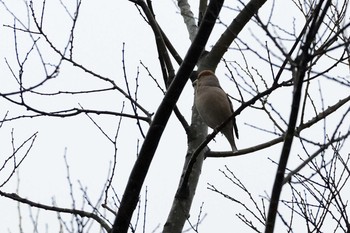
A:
[[163, 108, 208, 232]]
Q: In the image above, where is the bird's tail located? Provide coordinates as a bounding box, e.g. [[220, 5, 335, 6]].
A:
[[230, 140, 238, 152], [223, 128, 238, 152]]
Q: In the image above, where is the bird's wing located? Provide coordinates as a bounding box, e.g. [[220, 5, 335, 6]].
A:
[[226, 94, 239, 139]]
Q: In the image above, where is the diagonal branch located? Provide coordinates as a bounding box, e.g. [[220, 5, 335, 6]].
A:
[[283, 129, 350, 185], [138, 0, 191, 133], [265, 1, 332, 232], [202, 0, 268, 70], [111, 1, 224, 232]]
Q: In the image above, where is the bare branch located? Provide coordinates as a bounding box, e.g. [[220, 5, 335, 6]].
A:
[[0, 190, 111, 232], [113, 1, 225, 232]]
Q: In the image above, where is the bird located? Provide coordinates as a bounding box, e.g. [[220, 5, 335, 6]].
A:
[[194, 70, 239, 152]]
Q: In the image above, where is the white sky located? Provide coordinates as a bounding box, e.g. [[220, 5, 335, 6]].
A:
[[0, 0, 349, 232]]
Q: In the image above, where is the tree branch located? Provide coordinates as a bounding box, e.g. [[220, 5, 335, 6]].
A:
[[0, 190, 111, 232], [177, 0, 198, 42], [265, 1, 332, 232], [202, 0, 268, 70], [111, 1, 224, 232], [206, 94, 350, 157]]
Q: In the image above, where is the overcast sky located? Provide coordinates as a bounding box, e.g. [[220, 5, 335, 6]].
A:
[[1, 0, 349, 232]]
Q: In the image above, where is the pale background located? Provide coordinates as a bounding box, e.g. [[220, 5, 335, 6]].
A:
[[1, 0, 349, 232]]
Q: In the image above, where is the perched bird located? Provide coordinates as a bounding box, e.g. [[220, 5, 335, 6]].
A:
[[194, 70, 239, 152]]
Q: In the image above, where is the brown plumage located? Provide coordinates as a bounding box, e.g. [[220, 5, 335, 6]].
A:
[[194, 70, 239, 152]]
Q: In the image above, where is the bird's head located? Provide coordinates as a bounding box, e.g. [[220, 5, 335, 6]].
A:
[[196, 70, 220, 88]]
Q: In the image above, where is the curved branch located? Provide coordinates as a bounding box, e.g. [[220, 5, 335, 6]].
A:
[[0, 190, 111, 232], [0, 107, 152, 124], [206, 94, 350, 158], [25, 1, 150, 118]]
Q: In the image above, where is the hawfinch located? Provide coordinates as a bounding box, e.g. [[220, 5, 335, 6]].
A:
[[194, 70, 239, 152]]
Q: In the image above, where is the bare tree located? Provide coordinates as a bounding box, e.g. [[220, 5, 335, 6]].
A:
[[0, 0, 349, 232]]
